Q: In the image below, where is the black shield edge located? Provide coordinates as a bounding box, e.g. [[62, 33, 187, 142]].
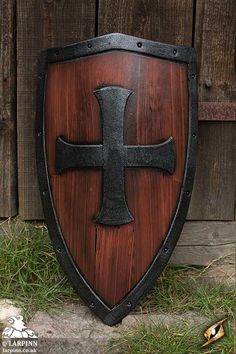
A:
[[35, 33, 198, 326]]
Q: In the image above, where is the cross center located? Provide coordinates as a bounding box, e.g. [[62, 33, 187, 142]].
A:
[[55, 86, 176, 226]]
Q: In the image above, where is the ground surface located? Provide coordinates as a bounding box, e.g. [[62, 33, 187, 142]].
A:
[[0, 219, 235, 353]]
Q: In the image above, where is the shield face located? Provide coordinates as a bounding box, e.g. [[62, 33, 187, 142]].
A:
[[36, 33, 197, 325]]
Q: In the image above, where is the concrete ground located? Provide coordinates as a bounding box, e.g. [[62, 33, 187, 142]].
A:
[[0, 264, 234, 354], [1, 301, 209, 354]]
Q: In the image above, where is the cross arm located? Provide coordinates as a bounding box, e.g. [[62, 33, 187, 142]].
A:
[[55, 136, 103, 174], [126, 137, 176, 175]]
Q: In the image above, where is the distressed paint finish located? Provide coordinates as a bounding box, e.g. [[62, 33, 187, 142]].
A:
[[45, 51, 188, 307]]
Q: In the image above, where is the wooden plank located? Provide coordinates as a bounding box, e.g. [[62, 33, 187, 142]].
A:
[[172, 245, 235, 266], [98, 0, 194, 45], [171, 221, 236, 265], [188, 122, 236, 220], [175, 221, 235, 246], [0, 0, 17, 217], [199, 102, 236, 121], [195, 0, 236, 103], [17, 0, 96, 219]]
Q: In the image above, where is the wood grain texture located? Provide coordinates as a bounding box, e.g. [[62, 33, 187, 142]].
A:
[[45, 51, 188, 306], [199, 102, 236, 121], [17, 0, 96, 219], [174, 221, 236, 246], [98, 0, 193, 45], [0, 0, 17, 217], [195, 0, 236, 102], [188, 122, 236, 220], [171, 222, 236, 265]]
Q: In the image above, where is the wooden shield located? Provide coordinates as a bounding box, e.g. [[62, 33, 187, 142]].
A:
[[36, 33, 197, 325]]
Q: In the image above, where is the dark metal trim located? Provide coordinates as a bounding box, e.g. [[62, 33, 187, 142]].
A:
[[36, 33, 198, 326]]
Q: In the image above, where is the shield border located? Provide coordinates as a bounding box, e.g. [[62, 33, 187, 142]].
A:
[[36, 33, 198, 326]]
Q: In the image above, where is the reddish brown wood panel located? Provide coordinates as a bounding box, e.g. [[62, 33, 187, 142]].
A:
[[45, 51, 188, 306]]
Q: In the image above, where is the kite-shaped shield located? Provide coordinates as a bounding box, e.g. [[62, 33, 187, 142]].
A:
[[36, 33, 197, 325]]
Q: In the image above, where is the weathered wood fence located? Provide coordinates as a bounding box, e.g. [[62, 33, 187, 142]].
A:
[[0, 0, 235, 264]]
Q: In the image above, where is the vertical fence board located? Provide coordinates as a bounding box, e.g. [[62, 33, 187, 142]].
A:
[[0, 0, 17, 217], [189, 0, 236, 218], [98, 0, 193, 45], [195, 0, 236, 103], [188, 122, 236, 220], [17, 0, 96, 219]]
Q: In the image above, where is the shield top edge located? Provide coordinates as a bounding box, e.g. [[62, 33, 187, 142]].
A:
[[38, 33, 196, 70]]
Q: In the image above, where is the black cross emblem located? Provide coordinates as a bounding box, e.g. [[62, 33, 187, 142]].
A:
[[55, 86, 176, 226]]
